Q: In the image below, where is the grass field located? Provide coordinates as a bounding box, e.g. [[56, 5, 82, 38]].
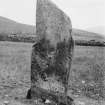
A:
[[0, 41, 105, 105], [0, 41, 33, 105]]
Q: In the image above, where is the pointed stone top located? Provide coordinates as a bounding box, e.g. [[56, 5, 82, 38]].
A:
[[36, 0, 72, 45]]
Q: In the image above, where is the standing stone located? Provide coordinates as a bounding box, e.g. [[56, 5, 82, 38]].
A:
[[29, 0, 74, 104]]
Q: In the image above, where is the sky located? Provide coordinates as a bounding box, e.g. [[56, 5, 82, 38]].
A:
[[0, 0, 105, 30]]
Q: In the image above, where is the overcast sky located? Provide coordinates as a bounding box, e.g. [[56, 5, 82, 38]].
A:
[[0, 0, 105, 30]]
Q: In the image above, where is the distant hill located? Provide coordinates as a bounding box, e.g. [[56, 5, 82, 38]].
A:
[[0, 16, 104, 41], [0, 16, 35, 34], [72, 29, 105, 41], [86, 26, 105, 35]]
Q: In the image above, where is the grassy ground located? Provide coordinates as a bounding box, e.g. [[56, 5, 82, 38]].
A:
[[0, 41, 105, 105], [0, 41, 33, 104]]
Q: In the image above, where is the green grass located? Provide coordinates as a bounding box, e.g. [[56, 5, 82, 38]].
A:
[[70, 46, 105, 100], [0, 42, 33, 103], [0, 41, 105, 104]]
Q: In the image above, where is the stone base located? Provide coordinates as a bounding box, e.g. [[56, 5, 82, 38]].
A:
[[26, 87, 74, 105]]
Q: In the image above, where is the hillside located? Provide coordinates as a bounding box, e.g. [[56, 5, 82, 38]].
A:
[[0, 16, 104, 42], [0, 16, 35, 34], [86, 26, 105, 35], [72, 29, 105, 41]]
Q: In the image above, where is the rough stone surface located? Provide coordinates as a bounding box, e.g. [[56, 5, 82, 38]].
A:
[[29, 0, 74, 104]]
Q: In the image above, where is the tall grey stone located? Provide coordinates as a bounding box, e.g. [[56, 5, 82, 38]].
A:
[[28, 0, 74, 104], [36, 0, 72, 47]]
